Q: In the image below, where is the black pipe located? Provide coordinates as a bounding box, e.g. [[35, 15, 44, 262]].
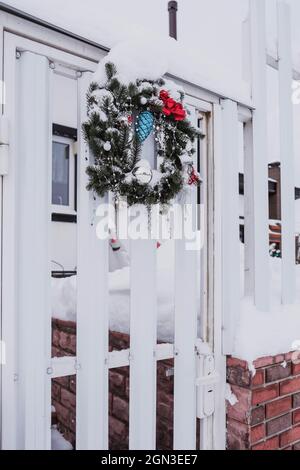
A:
[[168, 1, 178, 40]]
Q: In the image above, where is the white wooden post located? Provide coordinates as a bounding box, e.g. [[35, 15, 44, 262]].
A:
[[76, 72, 109, 450], [16, 52, 52, 449], [173, 192, 198, 450], [249, 0, 270, 311], [278, 1, 296, 304], [221, 99, 240, 355], [129, 206, 157, 450]]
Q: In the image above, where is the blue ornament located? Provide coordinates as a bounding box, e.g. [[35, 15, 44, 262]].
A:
[[136, 111, 154, 142]]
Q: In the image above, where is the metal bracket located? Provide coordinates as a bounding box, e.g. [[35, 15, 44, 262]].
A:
[[0, 116, 9, 176], [195, 340, 219, 419]]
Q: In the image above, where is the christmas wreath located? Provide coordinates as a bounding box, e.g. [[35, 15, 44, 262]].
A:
[[83, 62, 199, 206]]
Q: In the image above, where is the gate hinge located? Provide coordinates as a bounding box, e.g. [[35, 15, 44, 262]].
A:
[[195, 339, 219, 419], [0, 116, 9, 176]]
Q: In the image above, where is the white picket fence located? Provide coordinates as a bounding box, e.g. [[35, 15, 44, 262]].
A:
[[0, 0, 298, 450]]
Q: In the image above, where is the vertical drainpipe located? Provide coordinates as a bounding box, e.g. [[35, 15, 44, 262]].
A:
[[168, 1, 178, 40]]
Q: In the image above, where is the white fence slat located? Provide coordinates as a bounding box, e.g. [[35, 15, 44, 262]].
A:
[[278, 1, 296, 304], [173, 194, 197, 450], [212, 104, 226, 450], [51, 357, 77, 379], [129, 206, 157, 450], [1, 39, 19, 450], [17, 52, 52, 449], [76, 72, 109, 450], [221, 99, 240, 355], [249, 0, 270, 311], [243, 120, 255, 296]]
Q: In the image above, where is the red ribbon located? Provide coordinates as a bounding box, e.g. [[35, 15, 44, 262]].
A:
[[159, 90, 186, 121]]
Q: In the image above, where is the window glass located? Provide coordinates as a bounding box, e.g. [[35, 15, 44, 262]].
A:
[[52, 141, 70, 206]]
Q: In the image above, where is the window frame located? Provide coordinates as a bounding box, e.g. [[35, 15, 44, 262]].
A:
[[51, 127, 77, 219]]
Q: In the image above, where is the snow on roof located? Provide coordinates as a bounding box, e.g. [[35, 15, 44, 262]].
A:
[[2, 0, 251, 104]]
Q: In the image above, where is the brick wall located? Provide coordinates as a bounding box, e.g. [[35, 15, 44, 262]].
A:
[[227, 354, 300, 450], [52, 319, 174, 450]]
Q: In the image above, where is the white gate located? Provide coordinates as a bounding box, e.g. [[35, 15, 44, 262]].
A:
[[0, 31, 226, 450]]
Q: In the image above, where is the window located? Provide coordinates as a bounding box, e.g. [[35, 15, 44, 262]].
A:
[[51, 131, 77, 220], [52, 141, 70, 206]]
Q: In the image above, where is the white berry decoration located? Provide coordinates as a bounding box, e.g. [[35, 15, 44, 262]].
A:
[[140, 96, 147, 105], [103, 141, 111, 151]]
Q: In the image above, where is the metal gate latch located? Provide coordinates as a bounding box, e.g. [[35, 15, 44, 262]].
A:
[[0, 116, 9, 176], [195, 340, 219, 419]]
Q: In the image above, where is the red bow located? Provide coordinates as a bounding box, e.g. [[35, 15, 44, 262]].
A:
[[188, 167, 201, 186], [159, 90, 186, 121]]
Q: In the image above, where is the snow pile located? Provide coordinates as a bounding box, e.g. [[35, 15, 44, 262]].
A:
[[225, 384, 238, 406], [92, 34, 250, 102], [52, 241, 300, 362], [52, 241, 200, 342], [233, 249, 300, 363], [51, 426, 73, 450]]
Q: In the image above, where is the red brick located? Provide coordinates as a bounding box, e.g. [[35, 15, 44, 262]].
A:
[[69, 376, 76, 393], [226, 386, 252, 424], [280, 426, 300, 447], [227, 357, 248, 370], [52, 382, 61, 401], [266, 413, 292, 436], [53, 376, 69, 388], [227, 419, 250, 450], [250, 424, 265, 444], [293, 409, 300, 425], [52, 318, 76, 331], [252, 384, 279, 406], [280, 377, 300, 396], [292, 362, 300, 376], [227, 367, 251, 388], [69, 412, 76, 432], [251, 406, 265, 426], [285, 352, 294, 361], [266, 396, 292, 419], [58, 331, 76, 354], [252, 436, 279, 451], [109, 416, 128, 447], [112, 395, 129, 422], [52, 400, 70, 428], [252, 370, 265, 387], [52, 329, 60, 348], [61, 388, 76, 410], [158, 402, 172, 421], [293, 393, 300, 409], [253, 356, 274, 369], [266, 363, 291, 383], [274, 355, 285, 364], [109, 370, 126, 395], [51, 346, 61, 358]]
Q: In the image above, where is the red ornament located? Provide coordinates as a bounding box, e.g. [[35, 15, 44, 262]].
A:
[[159, 89, 186, 121], [188, 167, 201, 186], [128, 115, 133, 124]]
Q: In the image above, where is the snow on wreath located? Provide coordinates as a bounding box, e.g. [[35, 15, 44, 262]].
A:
[[83, 62, 201, 207]]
